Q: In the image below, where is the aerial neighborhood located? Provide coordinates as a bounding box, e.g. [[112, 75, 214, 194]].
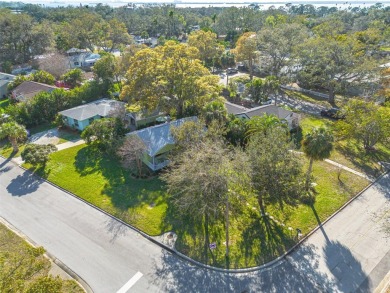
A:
[[0, 1, 389, 292]]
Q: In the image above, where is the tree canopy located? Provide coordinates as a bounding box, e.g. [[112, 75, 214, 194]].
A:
[[120, 41, 221, 117]]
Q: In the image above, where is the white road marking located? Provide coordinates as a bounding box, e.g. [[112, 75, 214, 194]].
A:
[[116, 272, 143, 293]]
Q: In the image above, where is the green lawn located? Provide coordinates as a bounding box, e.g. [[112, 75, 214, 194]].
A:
[[57, 129, 81, 144], [0, 98, 9, 113], [25, 143, 370, 268], [0, 223, 83, 292], [0, 141, 25, 158], [297, 114, 390, 177]]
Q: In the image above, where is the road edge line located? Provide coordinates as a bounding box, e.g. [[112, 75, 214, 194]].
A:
[[1, 154, 388, 274]]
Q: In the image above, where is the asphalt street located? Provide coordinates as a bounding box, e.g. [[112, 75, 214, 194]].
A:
[[0, 156, 389, 293]]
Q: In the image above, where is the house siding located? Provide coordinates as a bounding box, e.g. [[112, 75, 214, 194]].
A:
[[64, 115, 100, 131]]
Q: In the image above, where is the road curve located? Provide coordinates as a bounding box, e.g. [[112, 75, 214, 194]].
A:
[[0, 156, 389, 292]]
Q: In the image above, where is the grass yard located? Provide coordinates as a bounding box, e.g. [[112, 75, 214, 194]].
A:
[[25, 143, 370, 269], [0, 222, 83, 292], [57, 129, 81, 144], [0, 98, 9, 113], [296, 114, 390, 177], [0, 141, 25, 158]]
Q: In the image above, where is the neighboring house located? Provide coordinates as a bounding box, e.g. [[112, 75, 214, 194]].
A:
[[225, 101, 249, 115], [128, 117, 197, 171], [127, 108, 166, 130], [0, 72, 16, 98], [66, 48, 101, 69], [226, 101, 300, 130], [11, 81, 58, 103], [59, 99, 126, 131]]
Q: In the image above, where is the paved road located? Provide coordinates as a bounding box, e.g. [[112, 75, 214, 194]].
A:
[[276, 92, 326, 116], [0, 156, 389, 292]]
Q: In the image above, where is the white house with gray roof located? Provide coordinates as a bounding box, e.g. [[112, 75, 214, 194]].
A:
[[59, 99, 125, 131], [128, 117, 197, 171]]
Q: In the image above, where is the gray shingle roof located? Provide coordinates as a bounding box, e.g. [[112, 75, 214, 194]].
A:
[[59, 99, 125, 121], [129, 117, 197, 157], [225, 101, 249, 115], [12, 81, 58, 102]]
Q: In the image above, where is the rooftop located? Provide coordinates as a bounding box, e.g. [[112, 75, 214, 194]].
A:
[[225, 101, 249, 115], [129, 117, 197, 157], [12, 81, 58, 102], [59, 99, 125, 121]]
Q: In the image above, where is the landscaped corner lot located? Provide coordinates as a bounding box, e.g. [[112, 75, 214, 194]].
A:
[[24, 133, 372, 268]]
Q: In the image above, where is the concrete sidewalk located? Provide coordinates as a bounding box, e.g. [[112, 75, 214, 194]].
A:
[[56, 139, 85, 151], [10, 139, 85, 166]]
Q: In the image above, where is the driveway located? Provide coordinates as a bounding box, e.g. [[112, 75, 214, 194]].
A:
[[29, 128, 61, 145], [0, 157, 389, 292]]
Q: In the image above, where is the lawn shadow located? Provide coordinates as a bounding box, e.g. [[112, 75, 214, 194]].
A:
[[238, 212, 294, 268], [160, 202, 217, 266], [74, 146, 165, 210], [335, 142, 389, 177], [6, 170, 43, 196]]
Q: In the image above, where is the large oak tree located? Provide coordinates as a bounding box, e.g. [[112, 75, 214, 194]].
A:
[[120, 41, 220, 117]]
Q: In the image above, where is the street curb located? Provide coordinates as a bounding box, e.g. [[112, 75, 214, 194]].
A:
[[1, 154, 388, 274], [0, 216, 92, 293]]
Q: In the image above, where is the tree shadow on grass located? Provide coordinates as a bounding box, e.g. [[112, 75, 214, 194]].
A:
[[335, 142, 389, 177], [6, 170, 43, 196], [160, 201, 220, 266], [74, 146, 165, 210], [238, 212, 295, 268]]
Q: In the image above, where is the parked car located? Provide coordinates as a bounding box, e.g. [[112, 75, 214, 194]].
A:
[[320, 108, 345, 119], [226, 67, 238, 74], [261, 98, 273, 105]]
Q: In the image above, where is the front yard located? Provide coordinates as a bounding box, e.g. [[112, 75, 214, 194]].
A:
[[25, 143, 370, 268], [297, 114, 390, 177]]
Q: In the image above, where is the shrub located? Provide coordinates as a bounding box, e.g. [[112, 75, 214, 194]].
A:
[[21, 144, 57, 166]]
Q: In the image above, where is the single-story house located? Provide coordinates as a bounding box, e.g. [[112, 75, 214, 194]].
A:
[[66, 48, 101, 69], [128, 117, 197, 171], [126, 108, 166, 130], [11, 81, 58, 102], [225, 101, 249, 115], [226, 101, 300, 130], [0, 72, 15, 98], [59, 99, 126, 131]]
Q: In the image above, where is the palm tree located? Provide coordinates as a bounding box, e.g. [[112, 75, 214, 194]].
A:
[[302, 127, 334, 190], [0, 121, 27, 152], [203, 100, 228, 125], [246, 113, 287, 138]]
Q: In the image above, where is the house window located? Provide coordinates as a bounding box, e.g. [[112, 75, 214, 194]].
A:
[[74, 62, 79, 66], [74, 119, 79, 127], [88, 118, 94, 124]]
